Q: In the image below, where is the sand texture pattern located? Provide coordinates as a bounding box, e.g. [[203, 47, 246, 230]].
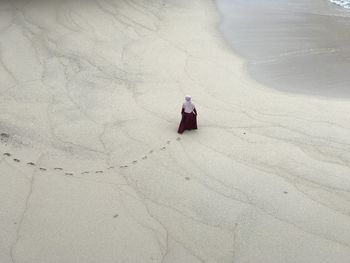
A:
[[0, 0, 350, 262]]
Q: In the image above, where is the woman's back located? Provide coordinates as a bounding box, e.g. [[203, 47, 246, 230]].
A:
[[178, 95, 198, 134]]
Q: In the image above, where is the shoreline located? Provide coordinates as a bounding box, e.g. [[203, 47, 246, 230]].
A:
[[216, 0, 350, 99]]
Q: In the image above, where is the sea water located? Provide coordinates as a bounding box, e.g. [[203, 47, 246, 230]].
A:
[[216, 0, 350, 97], [330, 0, 350, 9]]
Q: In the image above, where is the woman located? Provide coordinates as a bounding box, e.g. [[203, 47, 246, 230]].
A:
[[178, 95, 197, 134]]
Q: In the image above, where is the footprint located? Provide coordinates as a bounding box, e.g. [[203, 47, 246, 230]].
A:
[[185, 177, 190, 181], [39, 168, 47, 171], [54, 167, 63, 171], [0, 133, 10, 141], [176, 137, 181, 141], [81, 171, 89, 174], [113, 214, 119, 218], [95, 170, 103, 174], [149, 150, 154, 154], [283, 191, 288, 194], [108, 166, 114, 169], [166, 140, 171, 144], [65, 172, 73, 176], [120, 165, 128, 168], [0, 133, 9, 138], [0, 133, 10, 143], [142, 156, 147, 160], [160, 147, 166, 151], [27, 162, 35, 166], [3, 153, 11, 157], [132, 160, 138, 164], [13, 159, 20, 163]]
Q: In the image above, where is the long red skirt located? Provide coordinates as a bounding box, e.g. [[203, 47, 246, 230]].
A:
[[178, 112, 197, 134]]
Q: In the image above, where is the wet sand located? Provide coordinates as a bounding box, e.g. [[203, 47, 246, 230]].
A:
[[217, 0, 350, 98]]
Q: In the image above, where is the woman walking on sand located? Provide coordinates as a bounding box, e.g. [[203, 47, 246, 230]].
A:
[[178, 95, 197, 134]]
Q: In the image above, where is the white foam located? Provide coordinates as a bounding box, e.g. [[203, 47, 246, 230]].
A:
[[330, 0, 350, 9]]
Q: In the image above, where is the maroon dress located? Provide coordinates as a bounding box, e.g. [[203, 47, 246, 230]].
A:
[[177, 107, 197, 134]]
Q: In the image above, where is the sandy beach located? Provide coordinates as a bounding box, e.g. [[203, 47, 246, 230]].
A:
[[1, 0, 350, 262]]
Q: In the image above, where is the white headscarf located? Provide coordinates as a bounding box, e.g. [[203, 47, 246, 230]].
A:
[[183, 95, 195, 113]]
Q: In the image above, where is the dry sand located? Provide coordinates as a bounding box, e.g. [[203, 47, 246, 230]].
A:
[[1, 0, 350, 262]]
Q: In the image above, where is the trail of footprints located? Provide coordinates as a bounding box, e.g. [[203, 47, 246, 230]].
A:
[[2, 137, 182, 177]]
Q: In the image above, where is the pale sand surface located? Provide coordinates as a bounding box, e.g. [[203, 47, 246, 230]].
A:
[[0, 0, 350, 262]]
